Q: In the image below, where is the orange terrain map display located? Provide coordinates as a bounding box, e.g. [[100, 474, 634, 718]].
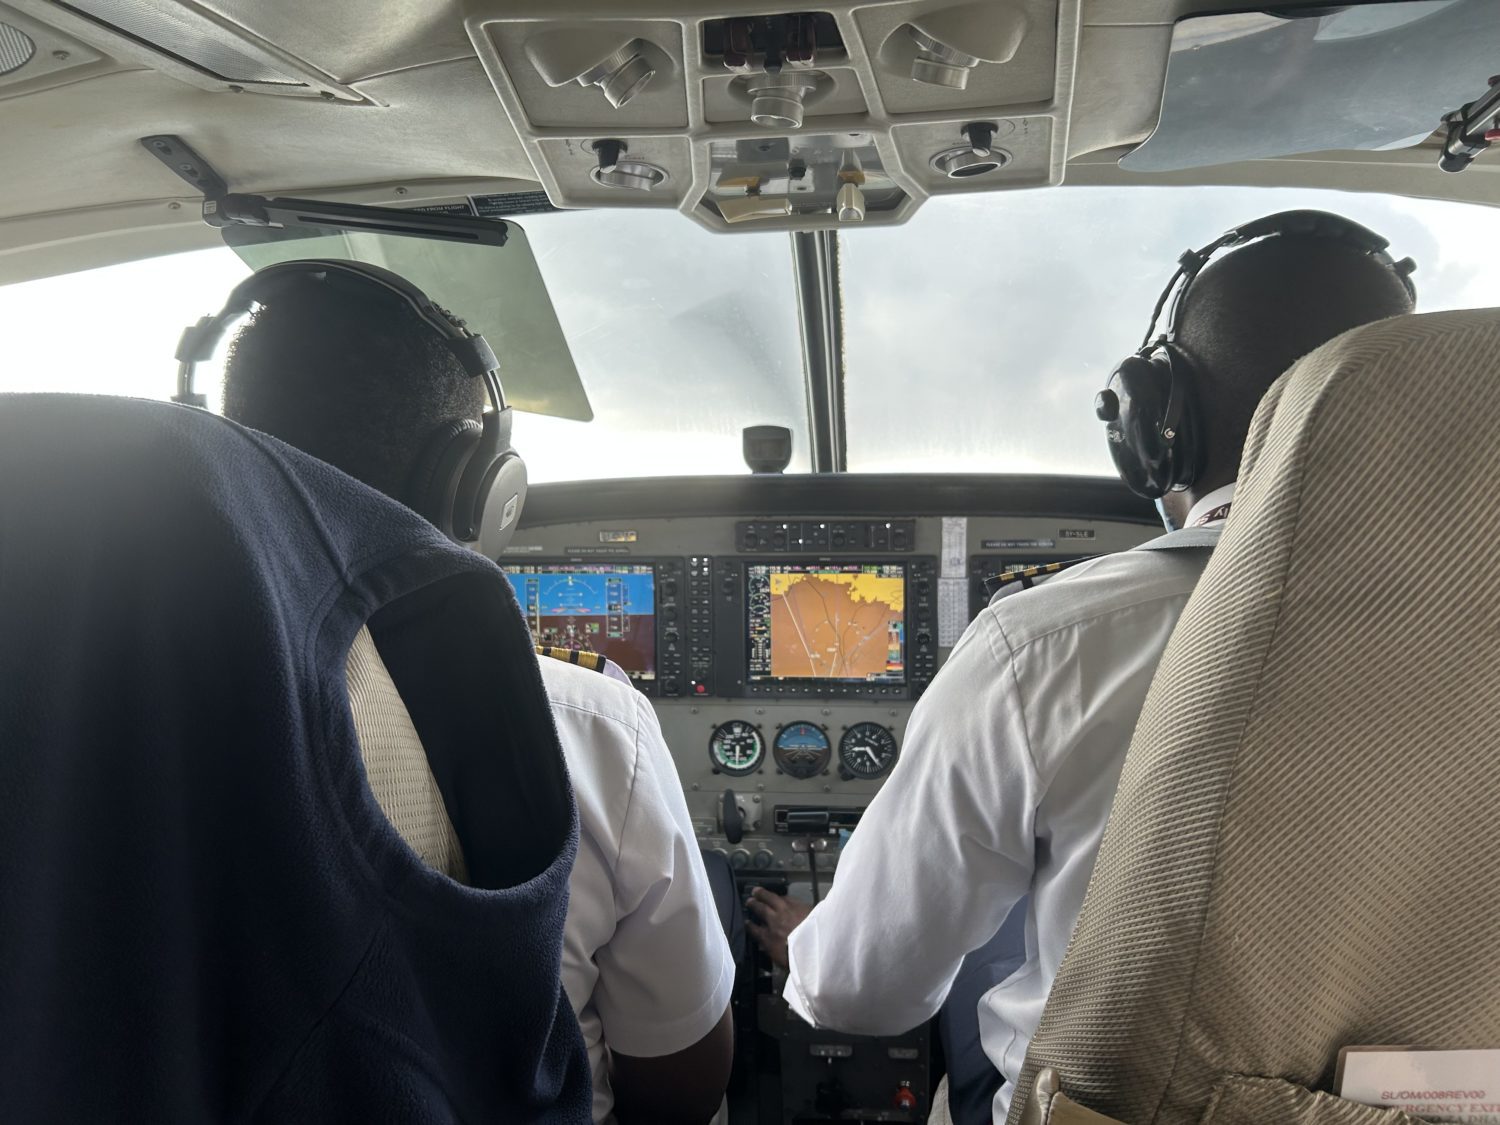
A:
[[748, 565, 906, 683]]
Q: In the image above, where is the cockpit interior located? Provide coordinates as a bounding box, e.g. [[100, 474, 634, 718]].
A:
[[5, 1, 1500, 1123]]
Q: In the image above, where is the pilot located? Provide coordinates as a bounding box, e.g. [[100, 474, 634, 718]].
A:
[[219, 270, 734, 1125], [745, 211, 1417, 1123]]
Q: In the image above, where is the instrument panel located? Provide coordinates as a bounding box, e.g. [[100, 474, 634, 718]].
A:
[[505, 475, 1155, 1123], [504, 476, 1157, 877]]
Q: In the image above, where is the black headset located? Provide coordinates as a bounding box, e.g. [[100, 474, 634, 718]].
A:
[[1095, 209, 1417, 500], [176, 258, 527, 558]]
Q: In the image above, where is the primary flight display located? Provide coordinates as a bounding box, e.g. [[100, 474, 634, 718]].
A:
[[500, 563, 657, 680]]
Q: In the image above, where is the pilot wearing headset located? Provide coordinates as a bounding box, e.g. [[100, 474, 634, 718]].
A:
[[192, 261, 735, 1125], [746, 212, 1417, 1125]]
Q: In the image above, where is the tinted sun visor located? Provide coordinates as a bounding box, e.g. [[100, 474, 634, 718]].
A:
[[1121, 0, 1497, 173], [223, 220, 592, 422]]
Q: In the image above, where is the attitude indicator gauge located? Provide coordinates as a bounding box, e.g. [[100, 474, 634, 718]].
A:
[[774, 721, 832, 779], [838, 722, 899, 779], [709, 721, 765, 776]]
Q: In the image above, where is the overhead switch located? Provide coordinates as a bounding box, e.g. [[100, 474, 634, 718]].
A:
[[836, 181, 866, 222], [718, 194, 794, 223]]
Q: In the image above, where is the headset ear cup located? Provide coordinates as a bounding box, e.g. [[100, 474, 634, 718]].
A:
[[474, 453, 528, 560], [406, 418, 483, 538], [1164, 350, 1203, 494], [1104, 352, 1175, 499]]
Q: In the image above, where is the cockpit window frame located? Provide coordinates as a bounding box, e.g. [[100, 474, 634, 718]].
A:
[[789, 230, 848, 474]]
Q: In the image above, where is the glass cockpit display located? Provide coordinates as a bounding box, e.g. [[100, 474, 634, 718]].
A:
[[746, 563, 906, 683], [501, 563, 656, 680]]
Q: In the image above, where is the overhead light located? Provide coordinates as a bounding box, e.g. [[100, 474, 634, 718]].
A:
[[931, 123, 1011, 178], [745, 71, 824, 129], [908, 28, 979, 90], [590, 158, 668, 191], [574, 41, 656, 109], [930, 143, 1010, 177], [903, 3, 1028, 90], [525, 30, 662, 110]]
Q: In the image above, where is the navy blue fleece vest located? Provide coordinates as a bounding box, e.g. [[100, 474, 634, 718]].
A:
[[0, 395, 590, 1123]]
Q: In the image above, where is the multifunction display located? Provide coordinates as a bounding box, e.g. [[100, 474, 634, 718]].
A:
[[746, 563, 907, 684], [500, 563, 657, 681]]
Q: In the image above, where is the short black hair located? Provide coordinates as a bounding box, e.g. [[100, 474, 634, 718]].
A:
[[221, 275, 485, 503], [1173, 231, 1414, 487]]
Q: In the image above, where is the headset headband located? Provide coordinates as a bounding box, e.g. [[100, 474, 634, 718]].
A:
[[173, 258, 505, 412], [1102, 209, 1417, 503], [1140, 209, 1418, 352]]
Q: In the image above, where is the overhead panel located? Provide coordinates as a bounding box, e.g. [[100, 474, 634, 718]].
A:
[[464, 0, 1078, 232]]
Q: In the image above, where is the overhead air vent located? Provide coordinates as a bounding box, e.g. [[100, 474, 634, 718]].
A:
[[21, 0, 364, 99], [0, 19, 36, 75]]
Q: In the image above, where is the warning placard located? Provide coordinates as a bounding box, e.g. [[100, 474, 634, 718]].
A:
[[1340, 1048, 1500, 1123]]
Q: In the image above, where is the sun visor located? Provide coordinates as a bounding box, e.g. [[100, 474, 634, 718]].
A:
[[1121, 0, 1498, 174], [223, 220, 592, 422]]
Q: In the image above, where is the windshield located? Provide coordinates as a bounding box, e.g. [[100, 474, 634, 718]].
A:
[[4, 185, 1500, 482], [506, 209, 811, 479], [840, 186, 1500, 474]]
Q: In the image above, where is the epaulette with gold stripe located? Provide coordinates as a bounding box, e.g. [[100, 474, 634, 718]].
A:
[[982, 555, 1101, 598], [535, 645, 609, 673]]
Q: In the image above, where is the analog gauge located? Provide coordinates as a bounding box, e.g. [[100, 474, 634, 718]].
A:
[[839, 722, 899, 780], [774, 721, 832, 780], [709, 721, 765, 777]]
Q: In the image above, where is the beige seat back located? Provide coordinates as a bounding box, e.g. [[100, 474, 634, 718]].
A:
[[1009, 309, 1500, 1125], [346, 626, 466, 881]]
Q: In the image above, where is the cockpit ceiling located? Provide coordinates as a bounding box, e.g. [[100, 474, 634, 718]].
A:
[[1, 0, 1497, 250]]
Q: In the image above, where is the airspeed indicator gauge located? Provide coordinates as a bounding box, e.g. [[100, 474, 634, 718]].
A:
[[839, 722, 899, 779], [709, 721, 765, 776], [774, 721, 832, 779]]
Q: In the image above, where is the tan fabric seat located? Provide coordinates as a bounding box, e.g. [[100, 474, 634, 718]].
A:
[[1008, 309, 1500, 1125], [929, 1077, 954, 1125], [346, 626, 466, 882]]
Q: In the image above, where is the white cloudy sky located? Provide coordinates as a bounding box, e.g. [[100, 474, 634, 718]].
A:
[[3, 185, 1498, 483]]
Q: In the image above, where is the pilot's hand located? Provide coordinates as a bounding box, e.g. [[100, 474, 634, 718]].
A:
[[745, 887, 813, 972]]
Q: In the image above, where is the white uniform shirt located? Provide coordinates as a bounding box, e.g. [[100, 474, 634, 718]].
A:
[[784, 495, 1232, 1122], [538, 658, 735, 1125]]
